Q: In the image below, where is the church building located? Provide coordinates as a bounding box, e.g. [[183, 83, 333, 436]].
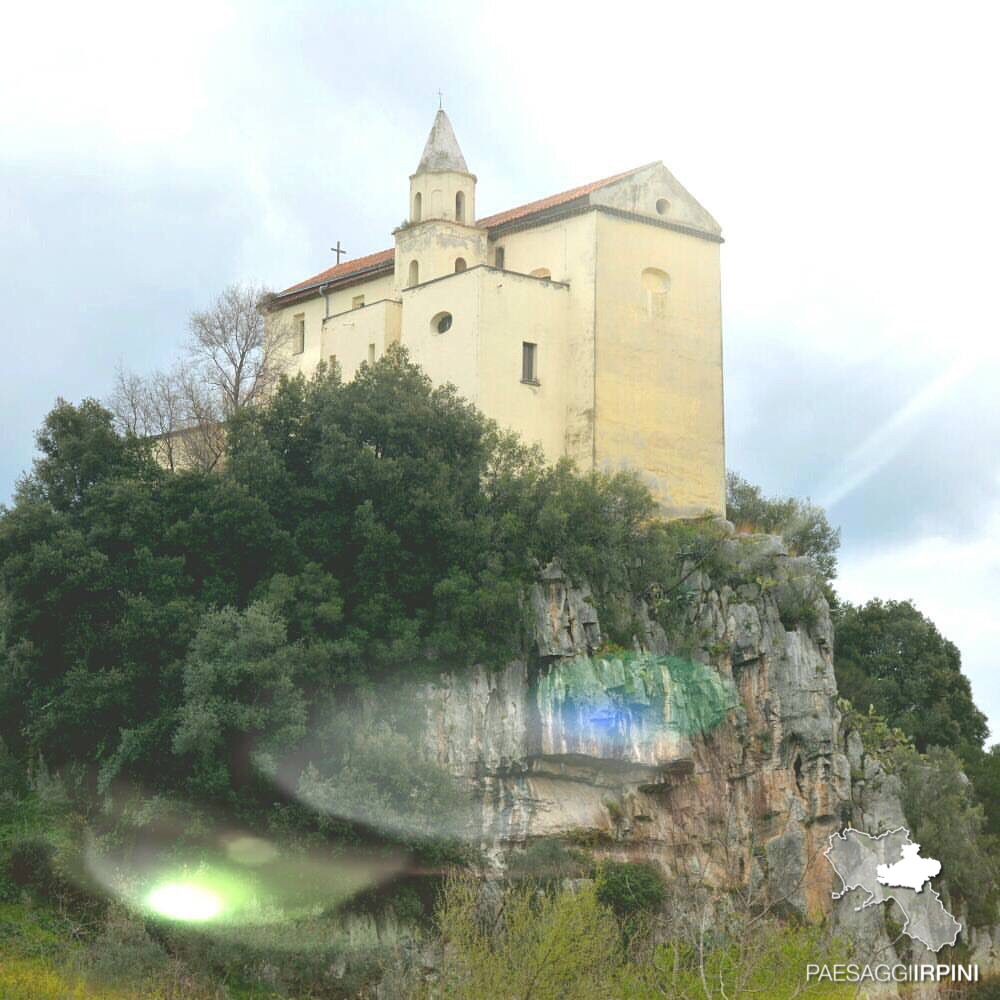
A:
[[268, 109, 725, 517]]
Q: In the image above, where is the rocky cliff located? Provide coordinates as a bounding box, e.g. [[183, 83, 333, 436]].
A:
[[410, 531, 931, 977]]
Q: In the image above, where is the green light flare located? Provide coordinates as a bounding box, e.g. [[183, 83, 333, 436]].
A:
[[146, 882, 224, 922], [135, 865, 257, 924]]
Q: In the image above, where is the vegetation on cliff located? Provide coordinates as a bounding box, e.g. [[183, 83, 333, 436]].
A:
[[0, 347, 687, 811], [1, 349, 998, 995]]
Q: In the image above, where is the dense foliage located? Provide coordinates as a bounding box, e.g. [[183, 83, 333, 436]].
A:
[[834, 598, 988, 761], [418, 876, 852, 1000], [0, 348, 678, 810], [4, 347, 999, 993], [835, 600, 1000, 919], [594, 860, 666, 924], [725, 471, 840, 582], [891, 745, 998, 925]]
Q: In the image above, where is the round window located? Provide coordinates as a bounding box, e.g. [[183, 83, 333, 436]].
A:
[[655, 198, 670, 216], [432, 311, 453, 334]]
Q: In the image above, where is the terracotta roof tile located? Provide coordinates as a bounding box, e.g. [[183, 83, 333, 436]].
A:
[[277, 248, 395, 298], [275, 164, 655, 300]]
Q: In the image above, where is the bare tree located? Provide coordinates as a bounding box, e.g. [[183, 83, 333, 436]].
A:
[[108, 363, 150, 438], [108, 283, 291, 472], [173, 366, 226, 472], [187, 283, 291, 415]]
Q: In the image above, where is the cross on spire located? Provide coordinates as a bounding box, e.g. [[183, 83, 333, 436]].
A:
[[437, 89, 443, 109]]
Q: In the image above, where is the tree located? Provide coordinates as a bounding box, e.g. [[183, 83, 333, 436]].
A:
[[834, 599, 988, 761], [892, 745, 998, 924], [594, 860, 666, 924], [966, 744, 1000, 838], [188, 283, 292, 414], [110, 363, 225, 472], [3, 349, 718, 810], [173, 602, 306, 797], [109, 283, 290, 471], [725, 472, 840, 582], [23, 397, 150, 513]]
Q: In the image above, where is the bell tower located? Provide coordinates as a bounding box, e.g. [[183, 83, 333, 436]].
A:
[[395, 108, 486, 290], [409, 108, 476, 224]]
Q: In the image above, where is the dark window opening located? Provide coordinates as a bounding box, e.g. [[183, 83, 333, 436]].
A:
[[521, 341, 538, 383], [495, 246, 505, 269]]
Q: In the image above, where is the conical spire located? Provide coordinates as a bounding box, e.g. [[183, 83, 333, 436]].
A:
[[415, 109, 469, 174]]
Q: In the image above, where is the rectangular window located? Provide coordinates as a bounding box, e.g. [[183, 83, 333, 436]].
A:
[[328, 353, 337, 371], [293, 314, 305, 354], [495, 246, 505, 270], [368, 343, 376, 365], [352, 294, 365, 310], [521, 342, 538, 384]]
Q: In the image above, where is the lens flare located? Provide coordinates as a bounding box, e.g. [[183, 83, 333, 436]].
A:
[[146, 882, 224, 922]]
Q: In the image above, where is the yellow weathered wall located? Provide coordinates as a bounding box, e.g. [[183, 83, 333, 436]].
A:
[[400, 266, 571, 463], [322, 298, 402, 380], [490, 213, 598, 470], [399, 267, 482, 405], [592, 212, 725, 516], [477, 269, 570, 462], [270, 189, 724, 518], [273, 272, 396, 378], [409, 169, 476, 225], [395, 220, 487, 290]]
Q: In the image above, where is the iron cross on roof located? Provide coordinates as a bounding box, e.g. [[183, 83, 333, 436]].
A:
[[330, 240, 347, 264]]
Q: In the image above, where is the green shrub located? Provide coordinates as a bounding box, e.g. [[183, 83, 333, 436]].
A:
[[594, 860, 666, 921], [891, 744, 998, 925], [726, 472, 840, 583], [622, 921, 854, 999], [419, 875, 624, 1000]]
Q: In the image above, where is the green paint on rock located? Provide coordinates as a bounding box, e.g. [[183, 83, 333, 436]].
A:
[[537, 652, 739, 738]]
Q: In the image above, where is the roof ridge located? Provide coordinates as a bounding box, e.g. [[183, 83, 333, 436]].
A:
[[475, 162, 658, 229], [275, 162, 660, 299]]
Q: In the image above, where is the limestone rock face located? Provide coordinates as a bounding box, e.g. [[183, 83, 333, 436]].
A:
[[414, 537, 907, 931]]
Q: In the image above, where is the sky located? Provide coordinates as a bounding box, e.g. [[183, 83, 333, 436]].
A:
[[2, 1, 998, 736]]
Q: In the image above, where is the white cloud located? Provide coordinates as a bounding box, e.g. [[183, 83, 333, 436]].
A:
[[0, 1, 235, 150]]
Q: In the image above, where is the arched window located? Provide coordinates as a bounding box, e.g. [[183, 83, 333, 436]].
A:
[[455, 190, 465, 222], [530, 267, 551, 280], [408, 260, 419, 286], [454, 257, 467, 273], [641, 267, 671, 317], [413, 192, 422, 222]]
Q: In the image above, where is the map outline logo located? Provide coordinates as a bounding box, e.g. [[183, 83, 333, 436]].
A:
[[824, 826, 961, 952]]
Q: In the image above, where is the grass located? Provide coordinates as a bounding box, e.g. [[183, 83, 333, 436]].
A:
[[0, 900, 288, 999]]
